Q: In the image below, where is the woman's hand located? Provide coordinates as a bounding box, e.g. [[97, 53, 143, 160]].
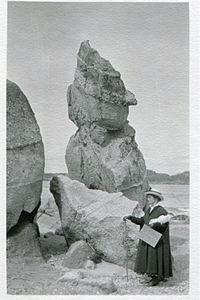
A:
[[123, 215, 130, 221]]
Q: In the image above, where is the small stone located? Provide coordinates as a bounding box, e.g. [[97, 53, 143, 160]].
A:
[[80, 277, 117, 294], [62, 240, 96, 269], [58, 270, 82, 283], [84, 260, 96, 270]]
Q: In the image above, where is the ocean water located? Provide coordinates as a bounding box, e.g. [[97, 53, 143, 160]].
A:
[[43, 180, 189, 211], [151, 184, 189, 210]]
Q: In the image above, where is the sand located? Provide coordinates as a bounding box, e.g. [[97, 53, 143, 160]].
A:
[[7, 180, 189, 295], [7, 221, 189, 295]]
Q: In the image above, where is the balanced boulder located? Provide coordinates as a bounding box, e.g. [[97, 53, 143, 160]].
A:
[[65, 41, 149, 202]]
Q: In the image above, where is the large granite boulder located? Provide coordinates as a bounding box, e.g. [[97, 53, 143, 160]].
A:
[[7, 79, 45, 232], [67, 40, 136, 130], [50, 175, 142, 269], [65, 41, 149, 202], [7, 80, 45, 259], [66, 124, 148, 203]]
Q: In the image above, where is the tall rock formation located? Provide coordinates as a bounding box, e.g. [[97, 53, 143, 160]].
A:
[[65, 41, 149, 203], [7, 79, 44, 259]]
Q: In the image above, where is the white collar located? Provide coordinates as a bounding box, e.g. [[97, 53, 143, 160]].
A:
[[149, 202, 160, 213]]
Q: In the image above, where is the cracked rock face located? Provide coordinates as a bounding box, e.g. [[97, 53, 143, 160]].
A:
[[66, 41, 149, 202], [50, 175, 140, 269], [7, 80, 45, 233], [67, 40, 136, 130]]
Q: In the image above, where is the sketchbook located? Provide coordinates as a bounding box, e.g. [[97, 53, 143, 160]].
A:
[[133, 224, 162, 248]]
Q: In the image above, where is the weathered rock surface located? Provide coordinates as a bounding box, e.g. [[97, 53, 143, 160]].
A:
[[36, 193, 61, 235], [7, 79, 45, 232], [62, 240, 96, 269], [39, 234, 67, 260], [66, 124, 149, 202], [65, 41, 149, 201], [7, 222, 42, 261], [7, 79, 45, 261], [67, 40, 136, 130], [50, 175, 141, 269]]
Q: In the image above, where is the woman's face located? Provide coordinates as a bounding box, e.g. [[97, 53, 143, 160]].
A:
[[147, 195, 158, 206]]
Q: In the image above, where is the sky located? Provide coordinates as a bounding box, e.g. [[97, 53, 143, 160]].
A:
[[7, 2, 189, 175]]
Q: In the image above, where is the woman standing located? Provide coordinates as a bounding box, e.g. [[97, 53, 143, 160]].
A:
[[123, 190, 173, 286]]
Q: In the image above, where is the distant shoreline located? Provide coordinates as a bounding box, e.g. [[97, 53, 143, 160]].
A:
[[147, 170, 189, 185], [43, 170, 190, 185], [149, 182, 189, 185]]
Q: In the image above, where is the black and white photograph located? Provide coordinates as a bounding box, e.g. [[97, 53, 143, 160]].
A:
[[1, 0, 200, 297]]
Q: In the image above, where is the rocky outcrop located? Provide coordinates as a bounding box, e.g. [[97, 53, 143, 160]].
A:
[[7, 222, 42, 261], [65, 41, 149, 202], [50, 175, 142, 269], [7, 80, 45, 258]]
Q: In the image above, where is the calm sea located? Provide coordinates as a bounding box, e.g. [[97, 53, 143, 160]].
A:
[[43, 180, 189, 210], [151, 184, 189, 210]]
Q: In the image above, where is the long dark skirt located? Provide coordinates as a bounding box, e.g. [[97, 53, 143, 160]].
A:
[[134, 236, 173, 278]]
